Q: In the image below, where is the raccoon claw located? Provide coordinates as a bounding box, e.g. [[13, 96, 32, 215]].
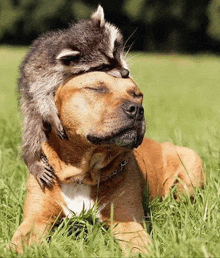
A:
[[30, 156, 55, 189], [37, 167, 55, 190], [39, 173, 54, 188], [57, 129, 68, 140], [40, 161, 55, 188], [46, 114, 67, 140]]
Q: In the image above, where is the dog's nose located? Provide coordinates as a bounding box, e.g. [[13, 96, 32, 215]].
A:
[[122, 101, 144, 120]]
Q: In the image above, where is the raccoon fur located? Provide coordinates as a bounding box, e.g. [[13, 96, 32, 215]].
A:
[[18, 5, 129, 189]]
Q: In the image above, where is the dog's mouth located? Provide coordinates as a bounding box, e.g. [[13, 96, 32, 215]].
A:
[[87, 123, 145, 149]]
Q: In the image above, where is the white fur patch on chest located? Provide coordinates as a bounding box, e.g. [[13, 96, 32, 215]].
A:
[[61, 183, 94, 218]]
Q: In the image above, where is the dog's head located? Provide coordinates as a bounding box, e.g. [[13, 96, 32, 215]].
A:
[[56, 72, 145, 150]]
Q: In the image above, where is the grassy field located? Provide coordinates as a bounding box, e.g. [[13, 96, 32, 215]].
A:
[[0, 46, 220, 257]]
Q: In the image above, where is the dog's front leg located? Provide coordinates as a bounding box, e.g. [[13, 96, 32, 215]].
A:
[[9, 174, 63, 253], [10, 218, 51, 253], [99, 163, 152, 256]]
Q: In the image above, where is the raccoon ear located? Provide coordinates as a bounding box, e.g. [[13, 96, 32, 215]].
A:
[[91, 5, 105, 28], [56, 49, 81, 60]]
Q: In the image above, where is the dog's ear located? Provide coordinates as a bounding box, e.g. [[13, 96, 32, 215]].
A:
[[91, 5, 105, 28], [56, 49, 81, 65]]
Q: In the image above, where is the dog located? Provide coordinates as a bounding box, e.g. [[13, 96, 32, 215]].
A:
[[11, 72, 205, 255]]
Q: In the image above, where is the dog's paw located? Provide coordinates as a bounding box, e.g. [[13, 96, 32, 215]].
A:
[[113, 222, 152, 256], [5, 242, 22, 254]]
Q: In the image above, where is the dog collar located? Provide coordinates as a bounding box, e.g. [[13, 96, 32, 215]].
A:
[[101, 159, 129, 182], [75, 159, 129, 185]]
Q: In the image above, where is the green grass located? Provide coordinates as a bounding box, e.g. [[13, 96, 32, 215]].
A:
[[1, 47, 220, 257]]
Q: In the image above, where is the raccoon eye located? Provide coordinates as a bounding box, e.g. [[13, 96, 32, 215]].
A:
[[61, 55, 81, 66], [94, 64, 113, 72], [56, 49, 81, 66]]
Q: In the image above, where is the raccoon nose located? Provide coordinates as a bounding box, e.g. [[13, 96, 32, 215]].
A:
[[120, 68, 129, 78], [122, 101, 144, 120]]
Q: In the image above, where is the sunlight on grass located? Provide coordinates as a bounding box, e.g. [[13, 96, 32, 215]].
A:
[[0, 46, 26, 119], [129, 53, 220, 149]]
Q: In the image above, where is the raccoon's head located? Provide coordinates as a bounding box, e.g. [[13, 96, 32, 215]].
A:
[[56, 5, 129, 79]]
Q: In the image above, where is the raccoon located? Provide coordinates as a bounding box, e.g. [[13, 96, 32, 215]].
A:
[[18, 5, 130, 189]]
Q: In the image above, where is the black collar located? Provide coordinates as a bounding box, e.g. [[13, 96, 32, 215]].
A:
[[75, 159, 129, 185], [101, 159, 129, 182]]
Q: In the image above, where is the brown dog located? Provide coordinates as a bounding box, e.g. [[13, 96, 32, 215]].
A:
[[11, 72, 205, 255]]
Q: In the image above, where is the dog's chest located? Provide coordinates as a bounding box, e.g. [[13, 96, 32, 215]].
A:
[[61, 183, 94, 218]]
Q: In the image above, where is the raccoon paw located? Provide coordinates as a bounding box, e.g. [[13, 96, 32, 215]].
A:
[[30, 161, 55, 190], [43, 119, 68, 140], [37, 166, 55, 189], [53, 121, 68, 140], [47, 115, 68, 140], [57, 129, 68, 140]]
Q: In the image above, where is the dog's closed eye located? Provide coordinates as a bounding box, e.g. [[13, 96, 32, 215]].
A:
[[85, 86, 108, 93]]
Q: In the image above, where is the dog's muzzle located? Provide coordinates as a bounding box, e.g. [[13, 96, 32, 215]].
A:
[[87, 101, 145, 149]]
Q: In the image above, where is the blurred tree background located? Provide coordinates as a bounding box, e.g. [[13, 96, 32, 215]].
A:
[[0, 0, 220, 53]]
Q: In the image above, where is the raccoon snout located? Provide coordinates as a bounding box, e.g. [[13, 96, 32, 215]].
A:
[[120, 68, 129, 78]]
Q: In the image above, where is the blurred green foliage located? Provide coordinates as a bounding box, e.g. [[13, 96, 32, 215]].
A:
[[0, 0, 220, 53], [207, 0, 220, 41]]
